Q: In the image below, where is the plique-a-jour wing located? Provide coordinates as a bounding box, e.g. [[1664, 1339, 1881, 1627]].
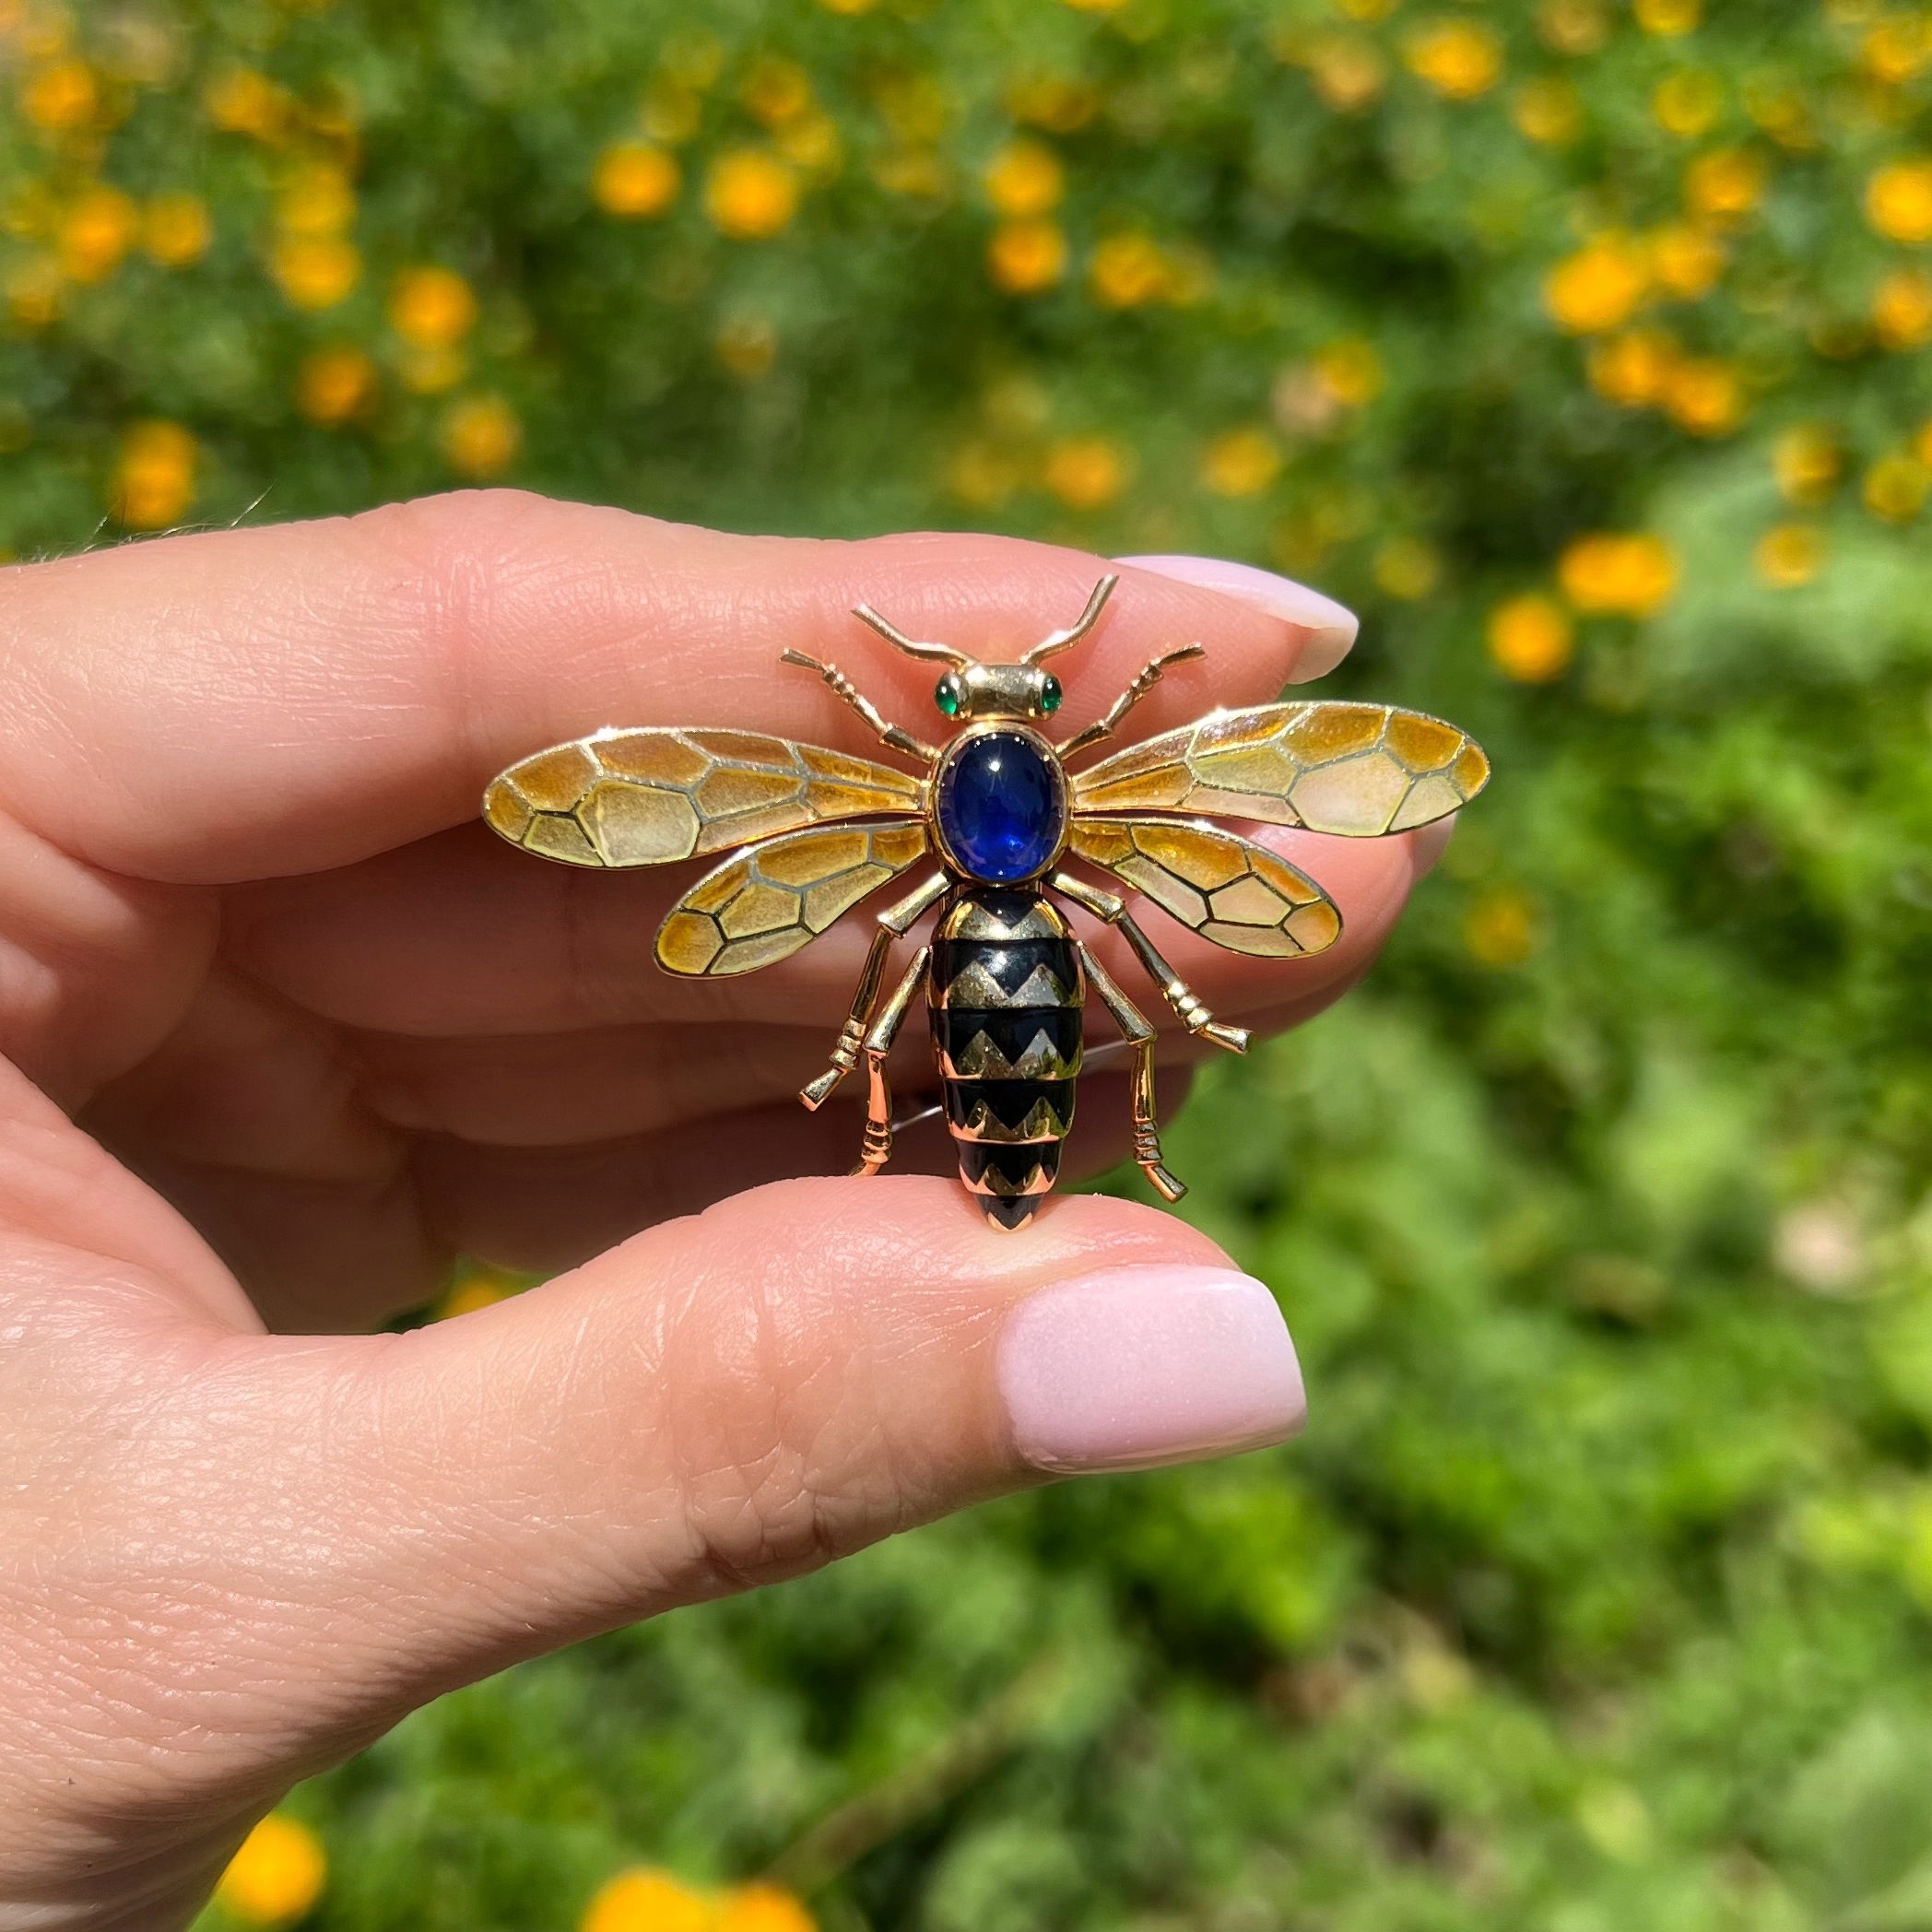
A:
[[484, 727, 925, 869], [1066, 817, 1342, 958], [1072, 701, 1487, 837], [656, 819, 931, 978]]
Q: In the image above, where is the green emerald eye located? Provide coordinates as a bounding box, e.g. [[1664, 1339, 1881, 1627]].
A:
[[936, 676, 961, 716], [1041, 675, 1063, 713]]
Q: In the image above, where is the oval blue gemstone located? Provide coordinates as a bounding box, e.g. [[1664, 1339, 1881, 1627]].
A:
[[936, 730, 1066, 883]]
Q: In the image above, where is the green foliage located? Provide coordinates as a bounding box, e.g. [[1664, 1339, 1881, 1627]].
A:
[[9, 0, 1932, 1925]]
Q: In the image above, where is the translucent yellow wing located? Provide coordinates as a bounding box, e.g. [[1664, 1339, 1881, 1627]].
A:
[[655, 820, 932, 977], [1072, 701, 1488, 836], [1067, 817, 1342, 958], [484, 728, 925, 868]]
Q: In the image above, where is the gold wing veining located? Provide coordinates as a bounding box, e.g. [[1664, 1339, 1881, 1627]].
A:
[[1071, 701, 1489, 837], [485, 727, 925, 869], [1066, 817, 1342, 958], [655, 819, 932, 978]]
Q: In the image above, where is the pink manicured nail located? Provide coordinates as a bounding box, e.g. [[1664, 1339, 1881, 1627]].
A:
[[1117, 554, 1359, 683], [999, 1265, 1305, 1475]]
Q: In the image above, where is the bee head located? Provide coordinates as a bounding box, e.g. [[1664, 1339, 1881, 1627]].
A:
[[931, 661, 1062, 722]]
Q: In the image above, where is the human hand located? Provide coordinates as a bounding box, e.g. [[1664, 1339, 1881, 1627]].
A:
[[0, 493, 1445, 1929]]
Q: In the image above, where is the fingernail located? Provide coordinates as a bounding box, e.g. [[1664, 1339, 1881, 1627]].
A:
[[999, 1265, 1305, 1475], [1116, 554, 1359, 683]]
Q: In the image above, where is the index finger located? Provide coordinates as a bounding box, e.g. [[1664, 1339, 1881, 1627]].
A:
[[0, 491, 1352, 886]]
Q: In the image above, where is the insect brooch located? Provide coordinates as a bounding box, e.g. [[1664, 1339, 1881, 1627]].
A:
[[483, 576, 1489, 1230]]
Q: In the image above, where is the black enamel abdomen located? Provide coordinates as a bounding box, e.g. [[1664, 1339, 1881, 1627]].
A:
[[928, 888, 1082, 1231], [934, 729, 1066, 884]]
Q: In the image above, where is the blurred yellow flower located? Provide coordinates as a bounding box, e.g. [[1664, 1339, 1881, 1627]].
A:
[[873, 148, 949, 199], [1875, 266, 1932, 348], [1684, 147, 1766, 221], [1090, 233, 1171, 308], [1200, 428, 1281, 497], [1744, 79, 1813, 154], [819, 0, 876, 14], [6, 255, 60, 328], [436, 1267, 521, 1317], [947, 440, 1021, 509], [1634, 0, 1700, 34], [983, 138, 1063, 218], [987, 218, 1066, 292], [296, 346, 376, 426], [56, 184, 136, 283], [1314, 336, 1383, 406], [390, 265, 477, 348], [3, 179, 58, 240], [715, 315, 778, 379], [399, 346, 467, 395], [1865, 452, 1928, 522], [1537, 0, 1608, 53], [705, 149, 799, 238], [775, 112, 841, 172], [1917, 419, 1932, 467], [1373, 536, 1441, 599], [271, 235, 360, 310], [205, 66, 292, 142], [1405, 19, 1503, 99], [1487, 594, 1574, 681], [1306, 37, 1387, 112], [1864, 18, 1932, 85], [442, 395, 522, 479], [1559, 532, 1678, 616], [1063, 0, 1127, 12], [1545, 235, 1649, 334], [1464, 887, 1539, 967], [1867, 157, 1932, 242], [1650, 223, 1724, 298], [594, 141, 680, 218], [1512, 76, 1581, 145], [1652, 69, 1723, 137], [1007, 75, 1099, 133], [1044, 434, 1129, 509], [1588, 328, 1680, 406], [582, 1868, 713, 1932], [741, 56, 813, 125], [277, 163, 355, 236], [1663, 356, 1744, 435], [642, 80, 702, 145], [214, 1813, 325, 1926], [1755, 523, 1823, 587], [1774, 426, 1842, 505], [22, 56, 96, 132], [715, 1883, 818, 1932], [143, 192, 212, 266]]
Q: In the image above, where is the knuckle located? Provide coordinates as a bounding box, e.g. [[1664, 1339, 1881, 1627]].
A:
[[654, 1265, 913, 1593]]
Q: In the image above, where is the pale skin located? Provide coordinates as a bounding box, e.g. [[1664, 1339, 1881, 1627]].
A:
[[0, 491, 1450, 1930]]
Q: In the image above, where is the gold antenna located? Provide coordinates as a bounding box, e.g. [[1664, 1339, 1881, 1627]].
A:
[[851, 602, 973, 667], [1021, 574, 1118, 666]]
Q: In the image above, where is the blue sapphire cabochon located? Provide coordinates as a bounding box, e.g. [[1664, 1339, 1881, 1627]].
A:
[[936, 729, 1067, 883]]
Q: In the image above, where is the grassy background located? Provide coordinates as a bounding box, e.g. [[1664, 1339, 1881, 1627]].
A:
[[9, 0, 1932, 1925]]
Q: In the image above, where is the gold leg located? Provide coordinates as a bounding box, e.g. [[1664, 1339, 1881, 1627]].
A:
[[780, 650, 939, 761], [1050, 869, 1249, 1054], [853, 945, 929, 1176], [1054, 643, 1206, 761], [801, 871, 949, 1109], [1078, 942, 1185, 1202]]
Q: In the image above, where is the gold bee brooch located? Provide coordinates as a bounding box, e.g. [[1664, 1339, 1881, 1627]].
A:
[[484, 577, 1489, 1229]]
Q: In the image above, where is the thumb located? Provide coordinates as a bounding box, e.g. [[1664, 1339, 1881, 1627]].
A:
[[263, 1175, 1302, 1728]]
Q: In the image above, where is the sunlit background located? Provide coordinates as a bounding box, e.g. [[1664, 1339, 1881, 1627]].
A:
[[6, 0, 1932, 1925]]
